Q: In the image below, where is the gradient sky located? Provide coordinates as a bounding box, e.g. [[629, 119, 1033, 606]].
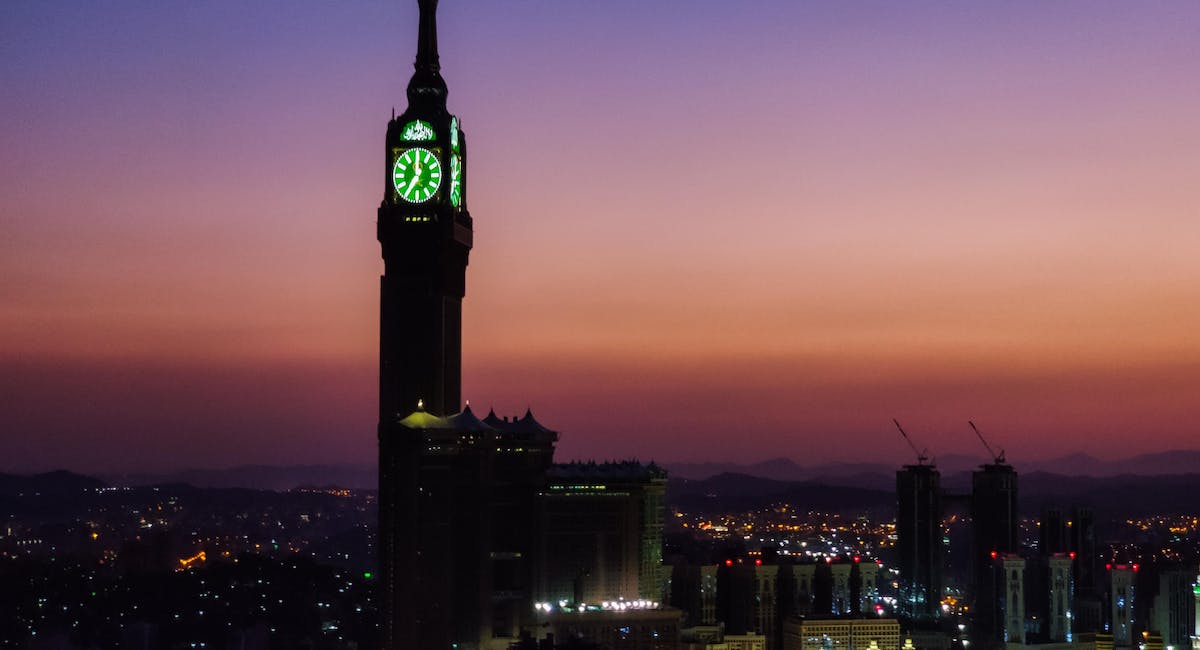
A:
[[3, 1, 1199, 473]]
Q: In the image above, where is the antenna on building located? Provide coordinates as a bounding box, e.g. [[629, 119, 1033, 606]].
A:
[[968, 420, 1005, 464], [892, 419, 930, 465]]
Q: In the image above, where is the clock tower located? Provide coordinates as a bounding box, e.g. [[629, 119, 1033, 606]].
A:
[[378, 0, 471, 423], [377, 1, 474, 648]]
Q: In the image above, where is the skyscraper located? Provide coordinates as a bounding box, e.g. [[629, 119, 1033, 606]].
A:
[[376, 1, 480, 648], [1147, 566, 1196, 649], [896, 463, 943, 620], [377, 0, 471, 423], [1001, 555, 1027, 644], [534, 461, 667, 605], [1109, 564, 1136, 646], [971, 460, 1018, 641], [1047, 553, 1074, 642]]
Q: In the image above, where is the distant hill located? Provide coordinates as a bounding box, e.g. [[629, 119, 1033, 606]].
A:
[[664, 450, 1200, 483], [0, 470, 107, 496], [5, 464, 1200, 518], [105, 464, 375, 491], [664, 468, 1200, 518], [667, 472, 894, 515]]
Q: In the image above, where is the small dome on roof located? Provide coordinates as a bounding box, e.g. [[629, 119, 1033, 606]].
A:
[[515, 408, 555, 435], [447, 405, 495, 433], [483, 408, 507, 429], [396, 400, 451, 429]]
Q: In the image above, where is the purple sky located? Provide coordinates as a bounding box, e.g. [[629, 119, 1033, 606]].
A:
[[3, 1, 1200, 473]]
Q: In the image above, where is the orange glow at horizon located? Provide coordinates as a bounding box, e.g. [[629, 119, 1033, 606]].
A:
[[2, 1, 1200, 472]]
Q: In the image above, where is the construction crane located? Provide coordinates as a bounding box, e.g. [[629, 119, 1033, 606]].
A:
[[968, 420, 1006, 464], [892, 418, 930, 465]]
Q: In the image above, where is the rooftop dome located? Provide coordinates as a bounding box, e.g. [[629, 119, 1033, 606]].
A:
[[396, 400, 451, 429], [446, 404, 495, 433]]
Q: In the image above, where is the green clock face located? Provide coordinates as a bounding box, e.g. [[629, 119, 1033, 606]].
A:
[[393, 148, 442, 203], [449, 154, 462, 207]]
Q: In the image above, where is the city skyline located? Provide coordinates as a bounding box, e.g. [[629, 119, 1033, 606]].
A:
[[4, 0, 1200, 473]]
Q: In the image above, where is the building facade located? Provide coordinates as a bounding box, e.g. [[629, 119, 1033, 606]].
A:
[[535, 462, 668, 605], [782, 618, 901, 650], [374, 3, 566, 649], [536, 606, 682, 650], [971, 462, 1018, 642], [1048, 553, 1074, 643], [1109, 565, 1135, 646], [896, 464, 943, 620]]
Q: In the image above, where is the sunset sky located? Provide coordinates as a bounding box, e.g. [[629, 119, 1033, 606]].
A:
[[3, 1, 1199, 473]]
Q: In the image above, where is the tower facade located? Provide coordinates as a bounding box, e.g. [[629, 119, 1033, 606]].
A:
[[378, 0, 472, 423], [1192, 573, 1200, 650], [1048, 553, 1074, 642], [1002, 555, 1027, 644], [533, 462, 667, 606], [1109, 565, 1135, 645], [971, 461, 1018, 641], [896, 463, 943, 620], [377, 1, 475, 648]]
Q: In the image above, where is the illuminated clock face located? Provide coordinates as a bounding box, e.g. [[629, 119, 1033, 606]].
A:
[[392, 148, 442, 203], [449, 154, 462, 207]]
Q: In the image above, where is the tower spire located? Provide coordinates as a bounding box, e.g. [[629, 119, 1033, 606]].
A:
[[408, 0, 448, 110]]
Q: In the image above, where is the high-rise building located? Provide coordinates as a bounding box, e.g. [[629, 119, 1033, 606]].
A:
[[720, 562, 758, 636], [857, 561, 880, 614], [793, 563, 817, 616], [384, 407, 497, 649], [1108, 564, 1136, 646], [1047, 553, 1074, 642], [754, 563, 785, 650], [374, 3, 562, 649], [1147, 566, 1196, 649], [896, 463, 942, 620], [1191, 572, 1200, 650], [483, 409, 559, 638], [831, 563, 853, 616], [1040, 506, 1100, 637], [376, 0, 474, 644], [671, 564, 721, 627], [1000, 555, 1026, 644], [970, 461, 1018, 641], [534, 462, 668, 605]]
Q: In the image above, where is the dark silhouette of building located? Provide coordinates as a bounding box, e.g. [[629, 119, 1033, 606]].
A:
[[373, 2, 498, 648], [896, 462, 943, 620], [486, 409, 560, 638], [970, 461, 1018, 644], [381, 406, 492, 649], [534, 462, 667, 605], [717, 561, 757, 636], [1038, 505, 1102, 635], [373, 5, 669, 649], [377, 1, 470, 422], [670, 564, 719, 627]]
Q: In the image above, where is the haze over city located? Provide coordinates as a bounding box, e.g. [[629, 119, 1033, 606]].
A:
[[3, 1, 1199, 473]]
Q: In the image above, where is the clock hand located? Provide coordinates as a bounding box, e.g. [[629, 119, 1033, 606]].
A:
[[405, 173, 420, 195]]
